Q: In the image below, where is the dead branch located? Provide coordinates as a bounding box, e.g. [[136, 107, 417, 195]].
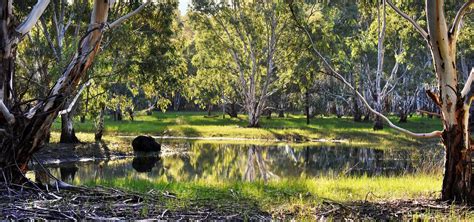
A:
[[108, 2, 151, 29]]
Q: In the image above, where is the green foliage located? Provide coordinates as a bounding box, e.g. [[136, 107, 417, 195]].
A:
[[85, 1, 184, 115]]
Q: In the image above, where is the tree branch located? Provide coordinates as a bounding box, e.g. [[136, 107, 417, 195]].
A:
[[386, 0, 429, 41], [461, 68, 474, 105], [58, 80, 91, 115], [16, 0, 51, 36], [425, 89, 442, 108], [288, 2, 442, 139], [0, 100, 15, 125], [108, 1, 150, 29], [450, 0, 474, 41]]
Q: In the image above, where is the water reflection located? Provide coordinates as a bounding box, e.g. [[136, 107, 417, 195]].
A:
[[60, 166, 78, 181], [132, 156, 162, 173], [29, 141, 444, 184]]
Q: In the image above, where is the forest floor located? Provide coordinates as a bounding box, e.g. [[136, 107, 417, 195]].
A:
[[51, 112, 443, 149], [2, 178, 474, 220]]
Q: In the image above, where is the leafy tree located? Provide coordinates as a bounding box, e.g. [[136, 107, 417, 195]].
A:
[[190, 0, 291, 127]]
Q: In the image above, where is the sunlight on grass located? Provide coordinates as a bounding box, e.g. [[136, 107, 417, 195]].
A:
[[51, 112, 442, 149], [84, 173, 443, 218]]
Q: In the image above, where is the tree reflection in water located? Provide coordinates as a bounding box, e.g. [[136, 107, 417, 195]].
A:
[[132, 156, 162, 173], [28, 140, 444, 184], [244, 145, 279, 182]]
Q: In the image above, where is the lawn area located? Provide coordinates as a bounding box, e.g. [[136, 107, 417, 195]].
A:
[[52, 111, 443, 148]]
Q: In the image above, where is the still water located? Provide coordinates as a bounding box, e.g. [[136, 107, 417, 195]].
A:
[[29, 140, 444, 184]]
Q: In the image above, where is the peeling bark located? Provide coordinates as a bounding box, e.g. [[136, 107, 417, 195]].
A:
[[0, 0, 147, 183]]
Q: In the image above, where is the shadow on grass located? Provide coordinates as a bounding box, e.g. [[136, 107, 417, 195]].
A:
[[163, 126, 202, 137]]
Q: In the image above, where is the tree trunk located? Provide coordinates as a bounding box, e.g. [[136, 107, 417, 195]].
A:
[[248, 108, 260, 127], [115, 104, 122, 121], [222, 95, 225, 119], [81, 83, 90, 123], [441, 105, 471, 201], [207, 102, 212, 117], [398, 110, 408, 123], [95, 103, 105, 142], [353, 99, 362, 122], [305, 91, 310, 125], [60, 113, 80, 143], [425, 0, 473, 202], [225, 102, 238, 118], [278, 109, 284, 118], [0, 0, 112, 184], [469, 105, 474, 132], [173, 93, 181, 111], [127, 108, 134, 121], [373, 116, 384, 130], [363, 112, 370, 122], [373, 101, 384, 129]]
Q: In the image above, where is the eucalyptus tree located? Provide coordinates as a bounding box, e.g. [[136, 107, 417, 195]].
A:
[[85, 1, 182, 123], [289, 0, 474, 202], [41, 0, 90, 143], [185, 28, 242, 117], [185, 21, 234, 116], [191, 0, 290, 127], [0, 0, 148, 183]]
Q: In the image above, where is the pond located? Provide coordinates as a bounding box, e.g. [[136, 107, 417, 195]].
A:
[[28, 140, 444, 185]]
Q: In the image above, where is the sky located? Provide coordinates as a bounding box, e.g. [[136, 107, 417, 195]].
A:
[[179, 0, 191, 15]]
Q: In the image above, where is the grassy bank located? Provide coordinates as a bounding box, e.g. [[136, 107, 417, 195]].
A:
[[52, 112, 442, 148], [83, 174, 451, 219]]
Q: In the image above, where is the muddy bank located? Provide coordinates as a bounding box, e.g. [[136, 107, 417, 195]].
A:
[[34, 143, 130, 165], [34, 142, 189, 166]]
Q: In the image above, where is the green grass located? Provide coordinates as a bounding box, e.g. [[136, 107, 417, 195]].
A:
[[52, 112, 442, 148], [84, 174, 443, 219]]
